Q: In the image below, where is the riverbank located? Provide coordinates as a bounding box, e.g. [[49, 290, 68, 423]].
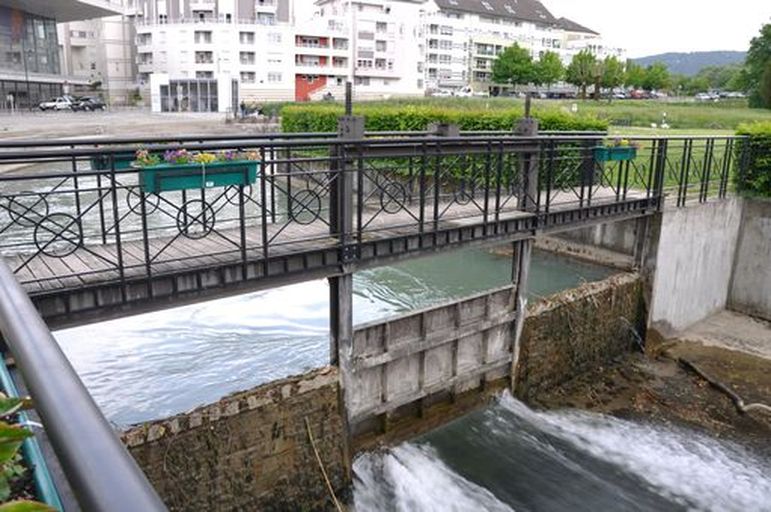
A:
[[531, 333, 771, 459]]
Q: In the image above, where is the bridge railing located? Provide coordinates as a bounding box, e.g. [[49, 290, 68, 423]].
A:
[[0, 260, 167, 511], [0, 133, 745, 293]]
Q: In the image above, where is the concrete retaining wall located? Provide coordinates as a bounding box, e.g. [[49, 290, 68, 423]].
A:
[[554, 217, 640, 255], [515, 273, 644, 400], [123, 367, 349, 512], [649, 199, 743, 335], [729, 198, 771, 321]]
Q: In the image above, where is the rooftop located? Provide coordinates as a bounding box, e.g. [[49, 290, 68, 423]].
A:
[[556, 16, 599, 35], [434, 0, 558, 25], [0, 0, 120, 22]]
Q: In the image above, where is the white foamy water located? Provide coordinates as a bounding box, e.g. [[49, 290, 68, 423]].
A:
[[353, 393, 771, 512]]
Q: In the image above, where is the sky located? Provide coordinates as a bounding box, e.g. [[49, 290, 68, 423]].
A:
[[543, 0, 771, 57]]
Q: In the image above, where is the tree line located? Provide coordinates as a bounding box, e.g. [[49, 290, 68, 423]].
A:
[[490, 22, 771, 108]]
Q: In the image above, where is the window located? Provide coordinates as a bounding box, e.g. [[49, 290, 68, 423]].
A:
[[375, 58, 386, 69], [240, 71, 255, 83], [195, 51, 213, 64], [240, 51, 255, 65], [439, 39, 452, 50], [439, 54, 451, 64], [194, 31, 212, 44], [268, 33, 282, 43], [376, 40, 386, 52], [358, 31, 374, 40], [159, 14, 167, 23], [333, 38, 348, 50], [137, 52, 153, 65], [356, 59, 372, 68], [240, 31, 255, 44], [268, 72, 282, 82], [137, 33, 152, 45], [440, 25, 452, 35], [376, 22, 387, 33], [257, 13, 275, 24], [355, 76, 370, 85], [196, 71, 213, 78]]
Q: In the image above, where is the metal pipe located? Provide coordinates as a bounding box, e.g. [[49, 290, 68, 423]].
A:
[[0, 261, 167, 512]]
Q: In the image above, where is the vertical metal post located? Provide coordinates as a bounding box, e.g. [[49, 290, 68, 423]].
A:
[[329, 115, 363, 366], [514, 116, 539, 213], [345, 81, 353, 116]]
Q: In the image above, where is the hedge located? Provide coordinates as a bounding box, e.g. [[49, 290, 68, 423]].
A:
[[735, 122, 771, 197], [280, 104, 608, 133]]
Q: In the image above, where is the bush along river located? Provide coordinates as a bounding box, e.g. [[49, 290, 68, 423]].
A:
[[53, 245, 771, 512]]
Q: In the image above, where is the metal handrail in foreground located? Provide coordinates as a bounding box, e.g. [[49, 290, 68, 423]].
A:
[[0, 261, 167, 512]]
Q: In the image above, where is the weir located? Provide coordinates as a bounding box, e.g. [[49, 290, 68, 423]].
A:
[[0, 120, 757, 510]]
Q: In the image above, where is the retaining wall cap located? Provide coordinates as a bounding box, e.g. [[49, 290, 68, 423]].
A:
[[528, 272, 640, 315]]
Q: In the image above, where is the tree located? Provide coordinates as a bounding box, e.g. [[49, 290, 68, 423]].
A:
[[642, 62, 670, 91], [534, 51, 564, 89], [761, 62, 771, 108], [491, 44, 535, 90], [566, 50, 596, 100], [601, 56, 625, 94], [624, 60, 646, 89], [745, 24, 771, 108]]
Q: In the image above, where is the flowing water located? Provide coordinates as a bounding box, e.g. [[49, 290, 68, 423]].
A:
[[51, 246, 771, 512], [53, 247, 611, 426], [353, 393, 771, 512]]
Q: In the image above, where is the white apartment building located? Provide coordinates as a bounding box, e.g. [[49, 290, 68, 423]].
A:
[[58, 0, 138, 105], [55, 0, 624, 108], [421, 0, 624, 94]]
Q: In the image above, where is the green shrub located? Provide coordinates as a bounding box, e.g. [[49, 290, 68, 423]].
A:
[[280, 104, 608, 133], [735, 122, 771, 197]]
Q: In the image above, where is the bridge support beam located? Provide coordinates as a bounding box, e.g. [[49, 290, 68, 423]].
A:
[[510, 238, 533, 389]]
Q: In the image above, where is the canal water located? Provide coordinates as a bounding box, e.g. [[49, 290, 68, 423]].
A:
[[52, 247, 771, 512], [53, 246, 611, 426]]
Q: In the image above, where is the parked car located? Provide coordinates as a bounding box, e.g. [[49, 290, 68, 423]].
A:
[[72, 96, 106, 111], [39, 97, 74, 111], [430, 89, 453, 97], [694, 92, 719, 102], [455, 86, 473, 98], [612, 91, 628, 100]]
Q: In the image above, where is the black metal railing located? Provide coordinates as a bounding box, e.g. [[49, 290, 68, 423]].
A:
[[0, 133, 746, 293], [0, 260, 167, 512]]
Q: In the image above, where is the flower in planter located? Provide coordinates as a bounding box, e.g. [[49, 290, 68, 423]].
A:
[[194, 152, 217, 164], [164, 149, 191, 164], [134, 149, 160, 167], [608, 138, 642, 149], [219, 150, 238, 161]]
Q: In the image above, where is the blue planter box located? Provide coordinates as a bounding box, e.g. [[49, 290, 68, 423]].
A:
[[90, 152, 137, 170], [593, 146, 637, 162], [136, 160, 260, 194]]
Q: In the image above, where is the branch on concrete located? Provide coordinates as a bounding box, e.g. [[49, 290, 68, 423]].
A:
[[678, 357, 771, 415]]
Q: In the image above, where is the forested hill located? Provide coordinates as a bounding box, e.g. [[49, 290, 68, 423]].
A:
[[633, 51, 746, 75]]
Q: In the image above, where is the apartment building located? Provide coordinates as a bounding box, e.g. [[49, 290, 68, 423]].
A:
[[0, 0, 119, 109], [422, 0, 624, 94], [57, 0, 624, 108], [57, 0, 137, 106]]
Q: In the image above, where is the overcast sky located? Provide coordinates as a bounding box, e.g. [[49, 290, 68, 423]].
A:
[[544, 0, 770, 57]]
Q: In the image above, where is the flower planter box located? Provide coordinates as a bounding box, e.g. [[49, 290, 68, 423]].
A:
[[593, 146, 637, 162], [90, 152, 137, 170], [136, 160, 260, 194]]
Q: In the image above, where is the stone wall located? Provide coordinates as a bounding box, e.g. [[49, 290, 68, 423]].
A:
[[553, 217, 640, 256], [729, 198, 771, 321], [123, 367, 349, 512], [649, 199, 743, 335], [515, 273, 644, 400]]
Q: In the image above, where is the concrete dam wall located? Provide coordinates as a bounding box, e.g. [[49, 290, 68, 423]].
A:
[[122, 272, 646, 511]]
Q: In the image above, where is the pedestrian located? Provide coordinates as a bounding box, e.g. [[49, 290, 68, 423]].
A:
[[239, 100, 246, 118], [6, 93, 14, 112]]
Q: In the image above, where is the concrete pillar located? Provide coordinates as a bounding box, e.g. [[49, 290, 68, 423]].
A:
[[510, 238, 533, 391]]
